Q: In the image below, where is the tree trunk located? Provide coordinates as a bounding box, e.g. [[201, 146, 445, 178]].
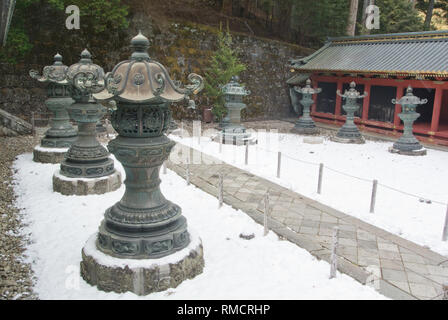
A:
[[424, 0, 435, 30], [346, 0, 359, 36], [361, 0, 375, 35], [221, 0, 232, 15]]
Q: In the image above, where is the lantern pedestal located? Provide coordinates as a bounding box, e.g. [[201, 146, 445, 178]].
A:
[[33, 145, 69, 164], [330, 82, 366, 144], [290, 79, 321, 136], [290, 119, 319, 135], [215, 77, 256, 145], [29, 55, 78, 163], [80, 231, 204, 296], [330, 128, 366, 144], [388, 146, 427, 156], [389, 95, 427, 156], [53, 104, 121, 195], [52, 169, 121, 196], [82, 32, 205, 295]]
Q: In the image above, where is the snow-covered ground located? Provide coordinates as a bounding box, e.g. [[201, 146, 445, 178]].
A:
[[12, 153, 384, 299], [170, 130, 448, 256]]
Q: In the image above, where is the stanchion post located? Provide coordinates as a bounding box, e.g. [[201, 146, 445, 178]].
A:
[[370, 180, 378, 213], [218, 173, 223, 208], [264, 192, 270, 236], [330, 226, 339, 279], [245, 143, 249, 165], [317, 163, 324, 194], [443, 282, 448, 300], [186, 159, 190, 186], [277, 151, 281, 178], [442, 203, 448, 241]]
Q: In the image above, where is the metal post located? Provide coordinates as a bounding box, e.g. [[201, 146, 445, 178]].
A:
[[219, 134, 222, 153], [317, 163, 324, 194], [218, 173, 223, 208], [370, 180, 378, 213], [443, 282, 448, 300], [186, 160, 190, 186], [181, 121, 184, 139], [330, 226, 339, 279], [162, 161, 167, 175], [442, 203, 448, 241], [264, 192, 270, 236], [31, 111, 35, 137], [277, 151, 281, 178], [245, 143, 249, 165]]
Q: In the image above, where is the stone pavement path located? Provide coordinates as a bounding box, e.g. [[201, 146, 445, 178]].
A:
[[168, 143, 448, 300]]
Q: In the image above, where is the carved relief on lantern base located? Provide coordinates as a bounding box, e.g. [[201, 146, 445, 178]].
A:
[[97, 214, 190, 259], [40, 135, 77, 149], [80, 230, 204, 296]]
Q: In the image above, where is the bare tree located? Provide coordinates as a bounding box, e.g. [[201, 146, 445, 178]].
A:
[[347, 0, 359, 36]]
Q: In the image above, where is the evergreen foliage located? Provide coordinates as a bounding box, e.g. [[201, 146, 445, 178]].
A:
[[204, 27, 246, 121], [369, 0, 424, 34], [0, 0, 129, 64], [290, 0, 349, 46]]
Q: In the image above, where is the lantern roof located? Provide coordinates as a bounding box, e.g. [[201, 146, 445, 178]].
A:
[[94, 32, 203, 104], [294, 79, 321, 95], [29, 53, 69, 84], [337, 81, 368, 100], [222, 76, 250, 96], [66, 49, 105, 94], [392, 86, 428, 106]]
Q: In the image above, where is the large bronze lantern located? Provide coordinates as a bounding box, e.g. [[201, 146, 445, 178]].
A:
[[390, 86, 427, 155], [218, 76, 256, 145], [52, 49, 122, 195], [331, 81, 367, 144], [80, 33, 205, 295], [291, 79, 321, 135], [29, 53, 77, 163]]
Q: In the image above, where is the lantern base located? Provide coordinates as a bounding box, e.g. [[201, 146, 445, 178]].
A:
[[291, 117, 319, 135], [388, 147, 427, 156], [33, 145, 69, 164], [290, 126, 319, 135], [330, 135, 365, 144], [213, 132, 257, 146], [52, 169, 122, 196], [80, 231, 204, 296]]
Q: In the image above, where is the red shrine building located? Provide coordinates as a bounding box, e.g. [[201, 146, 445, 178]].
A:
[[287, 30, 448, 146]]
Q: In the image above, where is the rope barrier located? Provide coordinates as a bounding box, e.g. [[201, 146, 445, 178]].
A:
[[175, 139, 448, 208]]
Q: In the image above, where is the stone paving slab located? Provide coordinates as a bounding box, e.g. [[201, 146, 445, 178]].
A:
[[168, 143, 448, 300]]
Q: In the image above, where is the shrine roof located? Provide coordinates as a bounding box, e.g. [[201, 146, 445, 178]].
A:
[[290, 30, 448, 79]]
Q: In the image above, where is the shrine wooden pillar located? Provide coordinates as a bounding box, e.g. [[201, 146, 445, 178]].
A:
[[335, 79, 343, 119], [393, 85, 405, 131], [361, 83, 371, 121], [430, 86, 443, 134], [312, 80, 318, 113]]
